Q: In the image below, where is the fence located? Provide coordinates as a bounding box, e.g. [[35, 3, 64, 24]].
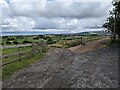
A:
[[1, 42, 47, 66]]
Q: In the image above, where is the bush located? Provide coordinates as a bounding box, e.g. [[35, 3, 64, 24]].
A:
[[2, 36, 8, 39], [13, 41, 19, 44], [7, 38, 15, 40], [38, 35, 44, 38], [1, 43, 4, 45], [33, 36, 39, 40], [64, 40, 81, 48], [46, 37, 56, 44], [16, 36, 24, 39], [43, 36, 50, 40], [22, 40, 32, 44], [6, 41, 12, 44], [65, 38, 73, 40]]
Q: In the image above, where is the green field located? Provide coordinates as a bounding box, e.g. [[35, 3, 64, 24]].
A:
[[2, 34, 103, 80], [1, 34, 102, 46]]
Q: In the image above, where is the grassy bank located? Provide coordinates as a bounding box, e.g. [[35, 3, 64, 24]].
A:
[[2, 51, 46, 80], [2, 46, 32, 55]]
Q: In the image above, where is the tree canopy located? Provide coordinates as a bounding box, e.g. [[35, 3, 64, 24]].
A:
[[102, 1, 120, 41]]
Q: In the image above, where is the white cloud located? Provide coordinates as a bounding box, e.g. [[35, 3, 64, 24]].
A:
[[1, 0, 113, 33], [9, 1, 111, 19]]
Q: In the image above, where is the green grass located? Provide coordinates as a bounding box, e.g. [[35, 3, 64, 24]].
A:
[[86, 36, 102, 42], [2, 51, 31, 63], [0, 69, 2, 81], [107, 39, 120, 46], [2, 48, 18, 55], [2, 46, 32, 55], [2, 43, 48, 80], [2, 52, 46, 80], [1, 36, 45, 45], [2, 55, 19, 63]]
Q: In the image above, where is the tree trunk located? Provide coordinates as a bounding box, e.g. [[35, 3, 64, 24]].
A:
[[118, 34, 120, 39], [112, 34, 116, 42]]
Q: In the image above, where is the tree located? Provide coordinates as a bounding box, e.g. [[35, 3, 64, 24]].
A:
[[46, 37, 56, 44], [102, 1, 120, 42], [13, 40, 19, 44]]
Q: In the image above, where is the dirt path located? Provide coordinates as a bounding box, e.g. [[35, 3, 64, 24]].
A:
[[69, 37, 110, 53], [2, 38, 119, 88]]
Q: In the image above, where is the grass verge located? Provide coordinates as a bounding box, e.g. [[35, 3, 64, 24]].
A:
[[107, 39, 120, 46], [2, 51, 46, 80], [2, 46, 32, 55]]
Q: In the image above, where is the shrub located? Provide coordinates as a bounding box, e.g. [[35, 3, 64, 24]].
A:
[[65, 37, 73, 40], [6, 41, 12, 44], [22, 40, 32, 44], [33, 36, 39, 40], [7, 38, 15, 40], [46, 37, 56, 44], [16, 36, 24, 39], [1, 43, 4, 45], [43, 36, 50, 40], [2, 36, 8, 39], [64, 40, 81, 48], [13, 41, 19, 44], [38, 35, 44, 38]]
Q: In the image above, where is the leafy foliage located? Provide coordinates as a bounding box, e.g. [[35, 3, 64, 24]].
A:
[[102, 1, 120, 40]]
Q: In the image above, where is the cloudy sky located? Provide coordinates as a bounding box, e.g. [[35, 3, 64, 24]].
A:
[[0, 0, 113, 34]]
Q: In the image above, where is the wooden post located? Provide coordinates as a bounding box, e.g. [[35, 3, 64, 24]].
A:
[[19, 53, 21, 62], [80, 37, 83, 44], [82, 37, 85, 45], [32, 42, 35, 55], [18, 46, 21, 61]]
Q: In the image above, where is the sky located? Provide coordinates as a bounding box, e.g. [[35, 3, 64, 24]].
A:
[[0, 0, 113, 34]]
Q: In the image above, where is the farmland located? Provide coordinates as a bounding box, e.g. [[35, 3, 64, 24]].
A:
[[1, 33, 103, 47], [1, 33, 106, 79], [2, 37, 119, 88]]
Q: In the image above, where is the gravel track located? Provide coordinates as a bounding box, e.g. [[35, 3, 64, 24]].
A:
[[2, 43, 119, 88]]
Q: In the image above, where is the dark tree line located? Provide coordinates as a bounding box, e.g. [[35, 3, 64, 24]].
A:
[[102, 1, 120, 42]]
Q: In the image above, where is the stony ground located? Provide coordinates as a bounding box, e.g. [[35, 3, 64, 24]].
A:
[[2, 39, 119, 88]]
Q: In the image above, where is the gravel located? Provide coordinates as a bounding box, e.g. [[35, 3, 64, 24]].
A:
[[2, 44, 119, 88]]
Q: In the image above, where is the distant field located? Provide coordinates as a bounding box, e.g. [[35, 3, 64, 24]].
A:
[[1, 34, 103, 80], [1, 34, 102, 46], [2, 35, 103, 66]]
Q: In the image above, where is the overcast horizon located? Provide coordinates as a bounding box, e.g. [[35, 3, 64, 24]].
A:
[[0, 0, 113, 34]]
